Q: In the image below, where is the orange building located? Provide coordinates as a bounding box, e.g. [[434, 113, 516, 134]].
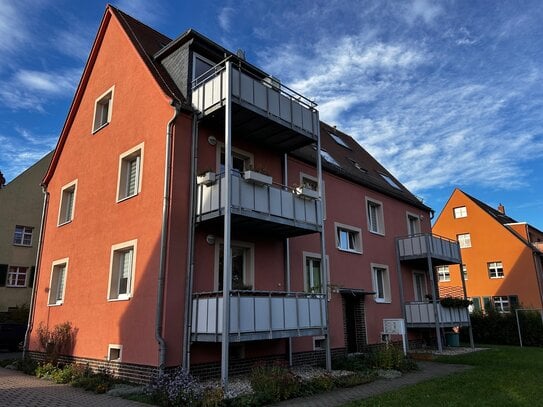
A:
[[433, 189, 543, 312], [27, 6, 470, 385]]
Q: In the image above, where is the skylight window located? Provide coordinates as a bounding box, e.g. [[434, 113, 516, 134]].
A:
[[348, 158, 367, 173], [380, 173, 401, 190], [330, 132, 351, 149], [320, 150, 340, 167]]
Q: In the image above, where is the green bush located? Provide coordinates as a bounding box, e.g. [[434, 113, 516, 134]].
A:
[[465, 310, 543, 346], [332, 353, 372, 372], [17, 357, 38, 375], [369, 344, 418, 373], [36, 362, 60, 379], [249, 361, 301, 404]]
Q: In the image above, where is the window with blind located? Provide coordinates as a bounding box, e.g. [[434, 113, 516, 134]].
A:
[[117, 144, 143, 201], [366, 198, 385, 235], [48, 260, 68, 305], [372, 264, 391, 303], [58, 181, 77, 226], [108, 241, 137, 300]]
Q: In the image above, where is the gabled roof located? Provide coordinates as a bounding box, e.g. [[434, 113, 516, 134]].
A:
[[293, 122, 430, 211]]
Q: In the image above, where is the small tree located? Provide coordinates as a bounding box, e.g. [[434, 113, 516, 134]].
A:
[[36, 321, 77, 364], [0, 171, 5, 189]]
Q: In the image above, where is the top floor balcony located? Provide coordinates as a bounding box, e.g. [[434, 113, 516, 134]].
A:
[[191, 59, 318, 152], [397, 233, 461, 267]]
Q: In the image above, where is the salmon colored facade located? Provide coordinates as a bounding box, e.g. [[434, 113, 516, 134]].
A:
[[433, 189, 543, 312], [28, 6, 469, 383]]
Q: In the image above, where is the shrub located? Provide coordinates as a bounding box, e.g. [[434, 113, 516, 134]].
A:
[[440, 297, 472, 308], [36, 321, 77, 364], [200, 386, 225, 407], [71, 366, 116, 393], [369, 344, 417, 372], [249, 361, 301, 404], [17, 357, 38, 375], [35, 362, 60, 380], [146, 367, 203, 406], [332, 353, 372, 372]]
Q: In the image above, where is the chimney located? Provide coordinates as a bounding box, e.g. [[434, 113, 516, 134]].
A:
[[497, 203, 505, 214]]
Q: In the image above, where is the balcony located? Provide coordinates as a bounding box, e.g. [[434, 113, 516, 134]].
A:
[[397, 233, 461, 267], [196, 172, 322, 237], [191, 291, 327, 342], [191, 61, 318, 152], [404, 301, 470, 328]]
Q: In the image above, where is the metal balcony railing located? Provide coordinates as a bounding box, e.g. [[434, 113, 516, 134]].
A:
[[404, 301, 470, 327], [191, 290, 327, 342], [397, 233, 461, 263], [196, 172, 321, 233]]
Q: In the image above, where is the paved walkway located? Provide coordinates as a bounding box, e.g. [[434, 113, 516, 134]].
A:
[[273, 361, 472, 407], [0, 368, 148, 407]]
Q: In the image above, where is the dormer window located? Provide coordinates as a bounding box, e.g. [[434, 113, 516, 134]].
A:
[[193, 53, 215, 84], [329, 132, 351, 149]]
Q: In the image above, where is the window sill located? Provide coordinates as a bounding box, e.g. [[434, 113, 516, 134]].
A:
[[57, 220, 73, 227], [374, 299, 391, 304], [116, 193, 139, 203], [489, 276, 504, 279], [48, 302, 64, 307], [6, 285, 28, 288], [337, 247, 362, 255], [368, 230, 385, 237], [92, 121, 109, 134], [108, 296, 131, 302], [13, 243, 32, 248]]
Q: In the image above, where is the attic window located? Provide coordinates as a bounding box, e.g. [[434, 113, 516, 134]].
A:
[[93, 87, 114, 133], [330, 132, 351, 149], [320, 150, 340, 167], [379, 173, 401, 190], [348, 158, 367, 173]]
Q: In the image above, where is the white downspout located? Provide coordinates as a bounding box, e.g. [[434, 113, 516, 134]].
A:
[[156, 101, 181, 372]]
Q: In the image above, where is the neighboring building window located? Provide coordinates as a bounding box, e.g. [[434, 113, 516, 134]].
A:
[[13, 226, 33, 246], [493, 296, 510, 313], [366, 198, 385, 235], [93, 87, 114, 132], [48, 260, 68, 305], [462, 264, 468, 280], [488, 261, 504, 279], [470, 297, 481, 313], [437, 265, 450, 282], [406, 213, 421, 236], [457, 233, 471, 248], [216, 242, 254, 291], [372, 264, 391, 303], [304, 255, 322, 293], [117, 144, 143, 201], [482, 296, 492, 313], [58, 180, 77, 225], [335, 223, 362, 253], [413, 272, 426, 302], [454, 206, 467, 218], [108, 241, 137, 300], [108, 344, 122, 362], [6, 266, 28, 287]]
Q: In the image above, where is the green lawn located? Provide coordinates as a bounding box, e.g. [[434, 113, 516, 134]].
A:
[[345, 346, 543, 407]]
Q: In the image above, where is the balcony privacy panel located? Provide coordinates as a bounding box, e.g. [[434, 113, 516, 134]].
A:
[[405, 302, 470, 326], [196, 174, 321, 230], [397, 234, 461, 263], [192, 292, 326, 341]]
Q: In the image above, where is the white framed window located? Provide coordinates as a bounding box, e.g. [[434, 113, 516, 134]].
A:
[[437, 265, 450, 282], [335, 223, 362, 253], [453, 206, 467, 218], [92, 86, 114, 133], [58, 180, 77, 226], [313, 335, 326, 350], [457, 233, 471, 248], [492, 296, 510, 313], [7, 266, 28, 287], [300, 172, 318, 191], [371, 263, 391, 303], [303, 252, 329, 294], [48, 259, 68, 306], [108, 240, 137, 301], [413, 271, 427, 301], [108, 344, 123, 362], [217, 144, 253, 174], [215, 240, 254, 291], [406, 212, 421, 236], [366, 197, 385, 235], [13, 225, 33, 246], [488, 261, 504, 279], [117, 143, 144, 201]]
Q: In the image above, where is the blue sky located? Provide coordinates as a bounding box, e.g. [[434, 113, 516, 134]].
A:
[[1, 0, 543, 228]]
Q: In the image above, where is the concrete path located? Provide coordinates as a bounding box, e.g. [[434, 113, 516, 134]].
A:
[[273, 361, 472, 407], [0, 368, 148, 407]]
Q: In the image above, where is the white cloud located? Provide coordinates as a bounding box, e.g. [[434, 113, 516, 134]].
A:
[[113, 0, 164, 24], [404, 0, 443, 25], [218, 7, 234, 32]]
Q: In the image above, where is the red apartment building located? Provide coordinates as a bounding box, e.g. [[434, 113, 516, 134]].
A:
[[433, 188, 543, 312], [28, 6, 470, 385]]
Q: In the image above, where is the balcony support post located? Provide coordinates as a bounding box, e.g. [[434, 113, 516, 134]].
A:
[[426, 242, 443, 352], [221, 61, 233, 391], [395, 238, 407, 324], [316, 113, 331, 371], [283, 152, 293, 366]]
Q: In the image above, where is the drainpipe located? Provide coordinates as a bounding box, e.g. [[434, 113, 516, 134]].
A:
[[156, 101, 181, 372], [23, 186, 49, 359], [182, 117, 199, 370], [283, 153, 292, 366], [532, 251, 543, 309], [315, 116, 331, 371], [426, 239, 443, 352], [458, 250, 474, 348], [395, 238, 407, 328]]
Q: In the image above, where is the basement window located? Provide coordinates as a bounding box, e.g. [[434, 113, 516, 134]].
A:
[[108, 344, 122, 362]]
